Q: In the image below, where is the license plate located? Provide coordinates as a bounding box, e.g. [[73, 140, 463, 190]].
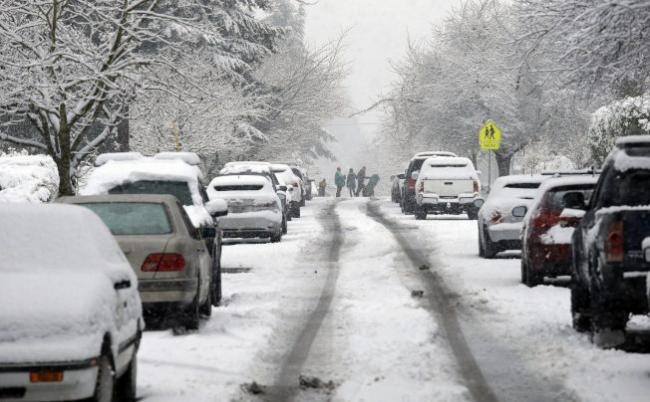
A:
[[30, 371, 64, 383]]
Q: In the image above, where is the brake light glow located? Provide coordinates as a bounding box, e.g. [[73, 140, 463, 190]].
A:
[[141, 253, 186, 272], [606, 221, 624, 263]]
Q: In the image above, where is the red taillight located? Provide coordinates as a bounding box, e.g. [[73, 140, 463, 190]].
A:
[[532, 209, 561, 230], [408, 178, 416, 190], [606, 221, 624, 263], [473, 180, 480, 193], [141, 253, 186, 272]]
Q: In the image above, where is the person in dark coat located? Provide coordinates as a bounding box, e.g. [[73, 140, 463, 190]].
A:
[[334, 167, 345, 197], [355, 166, 368, 197], [346, 168, 357, 197]]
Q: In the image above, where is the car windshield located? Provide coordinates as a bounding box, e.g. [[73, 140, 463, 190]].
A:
[[79, 202, 172, 235], [108, 180, 194, 206]]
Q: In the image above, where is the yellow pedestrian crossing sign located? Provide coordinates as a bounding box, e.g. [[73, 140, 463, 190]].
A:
[[479, 120, 502, 151]]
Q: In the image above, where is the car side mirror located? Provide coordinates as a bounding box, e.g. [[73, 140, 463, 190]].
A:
[[411, 171, 419, 180], [202, 227, 217, 238], [114, 279, 131, 290], [512, 206, 528, 218], [397, 173, 405, 180], [278, 185, 287, 192], [205, 199, 228, 218], [472, 199, 485, 209]]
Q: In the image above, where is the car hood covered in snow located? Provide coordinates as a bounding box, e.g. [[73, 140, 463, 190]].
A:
[[0, 271, 116, 363]]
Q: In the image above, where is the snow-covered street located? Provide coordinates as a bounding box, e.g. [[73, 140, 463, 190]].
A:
[[134, 198, 650, 402]]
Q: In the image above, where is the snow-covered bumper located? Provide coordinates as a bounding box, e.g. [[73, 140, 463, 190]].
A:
[[219, 211, 282, 239], [0, 359, 98, 401], [416, 193, 482, 212], [487, 222, 523, 243], [138, 277, 198, 305]]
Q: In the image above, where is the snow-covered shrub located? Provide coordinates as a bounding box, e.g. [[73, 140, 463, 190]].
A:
[[518, 141, 576, 174], [0, 151, 59, 203], [589, 95, 650, 165]]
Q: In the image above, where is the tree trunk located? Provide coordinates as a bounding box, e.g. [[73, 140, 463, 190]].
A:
[[494, 151, 512, 177], [57, 103, 75, 196]]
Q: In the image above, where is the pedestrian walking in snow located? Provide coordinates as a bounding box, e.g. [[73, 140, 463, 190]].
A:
[[318, 179, 327, 197], [355, 166, 368, 197], [334, 167, 345, 198], [346, 168, 357, 197]]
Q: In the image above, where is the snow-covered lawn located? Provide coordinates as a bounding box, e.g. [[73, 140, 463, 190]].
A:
[[378, 200, 650, 402], [137, 202, 327, 401]]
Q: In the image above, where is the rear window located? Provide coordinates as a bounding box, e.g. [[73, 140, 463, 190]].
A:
[[601, 169, 650, 207], [214, 185, 264, 191], [504, 183, 540, 189], [80, 202, 172, 235], [409, 159, 425, 173], [429, 163, 468, 168], [108, 180, 193, 206], [542, 185, 595, 210]]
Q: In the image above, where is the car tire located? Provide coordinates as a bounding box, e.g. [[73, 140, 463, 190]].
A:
[[271, 231, 282, 243], [184, 283, 201, 330], [478, 224, 486, 258], [483, 228, 499, 259], [590, 291, 627, 348], [292, 205, 301, 218], [414, 207, 427, 220], [522, 259, 542, 287], [91, 351, 114, 402], [115, 355, 137, 401], [300, 197, 305, 207], [200, 285, 212, 317], [211, 245, 222, 307], [571, 279, 591, 333], [286, 210, 292, 222], [466, 208, 478, 220]]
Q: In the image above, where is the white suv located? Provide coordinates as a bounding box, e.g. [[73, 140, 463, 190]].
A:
[[414, 156, 482, 220]]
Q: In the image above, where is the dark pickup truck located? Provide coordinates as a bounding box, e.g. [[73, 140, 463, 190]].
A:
[[571, 136, 650, 347]]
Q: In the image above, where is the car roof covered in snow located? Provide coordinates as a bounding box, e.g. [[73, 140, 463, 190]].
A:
[[153, 152, 201, 166], [0, 203, 129, 273], [59, 193, 181, 205], [615, 135, 650, 146], [81, 159, 204, 205], [224, 161, 271, 167], [95, 152, 144, 166], [210, 175, 269, 187], [414, 151, 457, 158], [220, 164, 273, 175], [537, 175, 599, 192], [493, 175, 546, 186], [423, 156, 472, 167]]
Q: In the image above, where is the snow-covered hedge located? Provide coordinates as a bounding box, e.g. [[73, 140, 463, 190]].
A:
[[589, 95, 650, 165], [0, 151, 59, 203]]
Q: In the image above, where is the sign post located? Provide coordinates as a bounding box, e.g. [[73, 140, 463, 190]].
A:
[[478, 120, 502, 191]]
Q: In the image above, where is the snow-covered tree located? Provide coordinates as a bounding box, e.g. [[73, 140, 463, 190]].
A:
[[0, 0, 280, 195]]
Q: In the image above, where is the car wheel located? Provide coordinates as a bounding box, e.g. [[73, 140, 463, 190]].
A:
[[200, 284, 212, 317], [414, 207, 427, 220], [300, 197, 305, 207], [211, 245, 222, 307], [522, 260, 542, 287], [184, 283, 201, 330], [590, 291, 627, 348], [286, 209, 292, 222], [271, 230, 282, 243], [91, 351, 114, 402], [571, 278, 591, 333], [478, 224, 486, 257], [293, 205, 301, 218], [115, 355, 137, 401], [467, 208, 478, 220], [483, 228, 499, 259]]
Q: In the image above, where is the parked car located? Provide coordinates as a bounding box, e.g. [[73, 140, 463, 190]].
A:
[[59, 194, 218, 328], [401, 151, 458, 214], [413, 156, 482, 220], [272, 162, 310, 205], [271, 163, 304, 218], [207, 175, 284, 242], [516, 175, 598, 286], [0, 204, 143, 401], [82, 154, 227, 307], [571, 136, 650, 347], [391, 173, 405, 203], [477, 175, 546, 258]]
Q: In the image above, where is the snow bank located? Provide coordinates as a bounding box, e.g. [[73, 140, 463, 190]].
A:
[[0, 152, 59, 203]]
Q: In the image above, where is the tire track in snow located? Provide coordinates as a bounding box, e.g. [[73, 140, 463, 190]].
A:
[[366, 201, 499, 402], [267, 200, 343, 402], [367, 201, 572, 402]]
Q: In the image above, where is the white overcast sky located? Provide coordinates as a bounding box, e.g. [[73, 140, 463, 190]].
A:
[[304, 0, 459, 125]]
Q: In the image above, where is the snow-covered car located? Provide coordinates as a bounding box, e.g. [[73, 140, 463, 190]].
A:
[[516, 175, 598, 286], [401, 151, 457, 214], [414, 156, 482, 220], [571, 136, 650, 346], [0, 204, 142, 402], [208, 175, 284, 242], [477, 175, 546, 258], [0, 153, 59, 203], [271, 163, 303, 218], [59, 194, 219, 328]]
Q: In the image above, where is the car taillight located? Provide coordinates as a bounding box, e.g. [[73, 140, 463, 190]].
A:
[[532, 209, 561, 229], [141, 253, 186, 272], [408, 178, 416, 190], [473, 180, 480, 193], [606, 221, 624, 263]]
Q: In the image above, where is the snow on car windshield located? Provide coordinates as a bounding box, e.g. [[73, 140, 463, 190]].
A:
[[79, 202, 173, 236]]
